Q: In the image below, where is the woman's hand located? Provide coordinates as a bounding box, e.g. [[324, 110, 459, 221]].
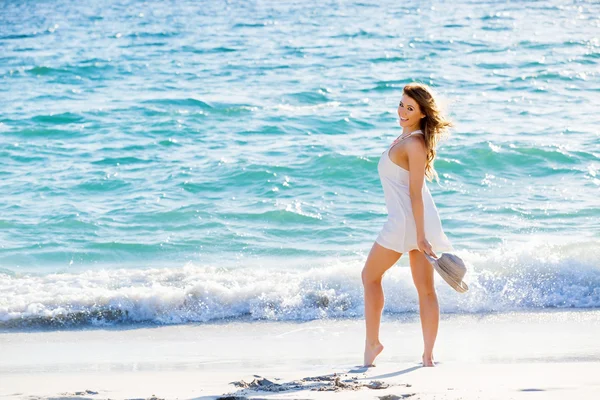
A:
[[417, 237, 438, 259]]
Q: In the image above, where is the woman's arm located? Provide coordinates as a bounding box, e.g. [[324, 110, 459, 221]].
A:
[[406, 139, 437, 257]]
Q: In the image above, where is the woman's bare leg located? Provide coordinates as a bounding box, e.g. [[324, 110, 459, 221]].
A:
[[409, 249, 439, 367], [361, 242, 402, 366]]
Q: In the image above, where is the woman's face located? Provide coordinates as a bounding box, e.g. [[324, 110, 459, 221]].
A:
[[397, 94, 425, 129]]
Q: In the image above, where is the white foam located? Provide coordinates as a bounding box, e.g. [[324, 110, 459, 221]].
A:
[[1, 238, 599, 329]]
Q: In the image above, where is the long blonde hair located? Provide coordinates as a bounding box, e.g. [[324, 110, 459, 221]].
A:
[[403, 83, 453, 182]]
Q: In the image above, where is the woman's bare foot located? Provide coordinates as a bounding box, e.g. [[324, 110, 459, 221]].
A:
[[364, 342, 384, 367], [422, 353, 435, 367]]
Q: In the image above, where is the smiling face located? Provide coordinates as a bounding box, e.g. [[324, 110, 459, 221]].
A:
[[398, 93, 426, 131]]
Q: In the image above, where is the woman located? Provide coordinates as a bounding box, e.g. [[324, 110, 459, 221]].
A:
[[362, 82, 454, 368]]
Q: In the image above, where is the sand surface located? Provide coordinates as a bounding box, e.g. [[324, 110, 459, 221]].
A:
[[1, 310, 599, 399]]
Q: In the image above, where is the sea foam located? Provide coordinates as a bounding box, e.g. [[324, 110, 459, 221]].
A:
[[2, 238, 598, 330]]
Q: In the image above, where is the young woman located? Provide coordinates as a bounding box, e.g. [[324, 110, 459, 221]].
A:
[[362, 82, 454, 368]]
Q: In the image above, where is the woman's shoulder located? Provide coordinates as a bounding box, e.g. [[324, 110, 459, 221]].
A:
[[405, 134, 427, 150]]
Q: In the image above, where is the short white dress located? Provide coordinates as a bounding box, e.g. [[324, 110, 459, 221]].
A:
[[375, 130, 454, 254]]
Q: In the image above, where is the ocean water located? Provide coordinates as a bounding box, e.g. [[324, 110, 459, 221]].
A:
[[1, 0, 599, 329]]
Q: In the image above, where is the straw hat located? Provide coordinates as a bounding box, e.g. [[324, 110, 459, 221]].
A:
[[424, 253, 469, 293]]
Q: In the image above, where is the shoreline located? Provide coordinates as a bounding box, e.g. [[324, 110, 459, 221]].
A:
[[2, 305, 594, 333], [2, 309, 600, 399]]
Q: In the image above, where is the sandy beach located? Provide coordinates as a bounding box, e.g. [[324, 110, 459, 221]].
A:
[[2, 309, 599, 399]]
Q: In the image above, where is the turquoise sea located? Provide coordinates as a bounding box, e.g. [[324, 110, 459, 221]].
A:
[[1, 0, 599, 329]]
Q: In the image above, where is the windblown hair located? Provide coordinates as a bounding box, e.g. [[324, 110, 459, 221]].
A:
[[403, 83, 453, 182]]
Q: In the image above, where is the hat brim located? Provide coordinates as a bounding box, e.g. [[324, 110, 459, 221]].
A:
[[426, 254, 469, 293], [435, 265, 469, 293]]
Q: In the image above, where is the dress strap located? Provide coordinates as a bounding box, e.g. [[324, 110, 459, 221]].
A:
[[405, 129, 423, 137], [390, 130, 423, 147]]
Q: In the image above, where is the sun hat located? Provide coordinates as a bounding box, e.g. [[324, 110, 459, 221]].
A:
[[424, 252, 469, 293]]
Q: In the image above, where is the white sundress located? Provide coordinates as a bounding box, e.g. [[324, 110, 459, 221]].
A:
[[375, 130, 454, 254]]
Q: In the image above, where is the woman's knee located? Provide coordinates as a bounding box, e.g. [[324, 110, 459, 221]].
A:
[[409, 250, 436, 296], [361, 266, 382, 286], [361, 242, 401, 285]]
